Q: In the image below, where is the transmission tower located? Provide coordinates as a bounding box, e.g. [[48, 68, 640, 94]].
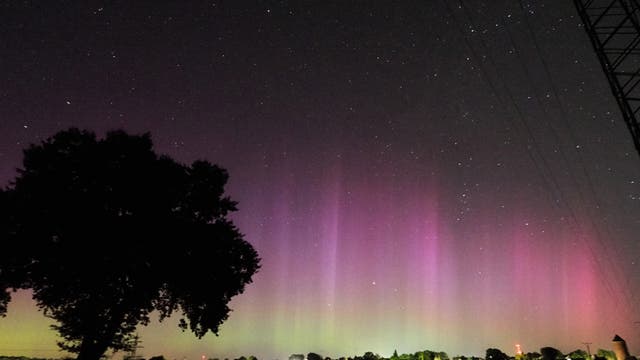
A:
[[574, 0, 640, 156]]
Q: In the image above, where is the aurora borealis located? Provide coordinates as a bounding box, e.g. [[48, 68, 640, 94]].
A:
[[2, 1, 640, 360]]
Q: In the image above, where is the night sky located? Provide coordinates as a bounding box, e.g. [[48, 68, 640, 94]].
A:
[[2, 1, 640, 360]]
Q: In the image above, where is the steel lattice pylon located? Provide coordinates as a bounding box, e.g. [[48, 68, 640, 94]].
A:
[[574, 0, 640, 156]]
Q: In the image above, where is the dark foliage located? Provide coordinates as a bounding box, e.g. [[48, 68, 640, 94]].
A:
[[566, 350, 589, 360], [485, 349, 509, 360], [0, 128, 260, 360], [540, 348, 562, 360]]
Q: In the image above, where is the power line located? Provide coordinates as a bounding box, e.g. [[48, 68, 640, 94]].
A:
[[516, 0, 639, 317], [445, 0, 633, 328]]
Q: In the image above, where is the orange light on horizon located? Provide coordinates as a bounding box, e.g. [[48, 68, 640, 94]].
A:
[[516, 344, 523, 355]]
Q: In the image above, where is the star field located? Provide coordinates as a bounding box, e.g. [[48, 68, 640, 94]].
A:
[[2, 1, 640, 360]]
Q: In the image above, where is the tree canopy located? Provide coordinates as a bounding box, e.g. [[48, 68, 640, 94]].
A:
[[0, 128, 260, 360], [540, 347, 562, 360], [485, 349, 509, 360]]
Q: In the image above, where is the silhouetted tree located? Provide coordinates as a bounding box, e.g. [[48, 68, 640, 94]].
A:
[[540, 348, 562, 360], [362, 353, 378, 360], [308, 353, 324, 360], [596, 350, 616, 360], [525, 353, 542, 360], [486, 349, 509, 360], [0, 129, 260, 360], [148, 356, 166, 360], [567, 350, 589, 360]]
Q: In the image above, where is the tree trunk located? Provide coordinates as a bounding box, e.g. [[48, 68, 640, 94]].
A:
[[74, 307, 127, 360], [76, 336, 109, 360]]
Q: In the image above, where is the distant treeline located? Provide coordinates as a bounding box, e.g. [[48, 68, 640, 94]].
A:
[[0, 357, 61, 360], [0, 348, 625, 360], [205, 347, 622, 360]]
